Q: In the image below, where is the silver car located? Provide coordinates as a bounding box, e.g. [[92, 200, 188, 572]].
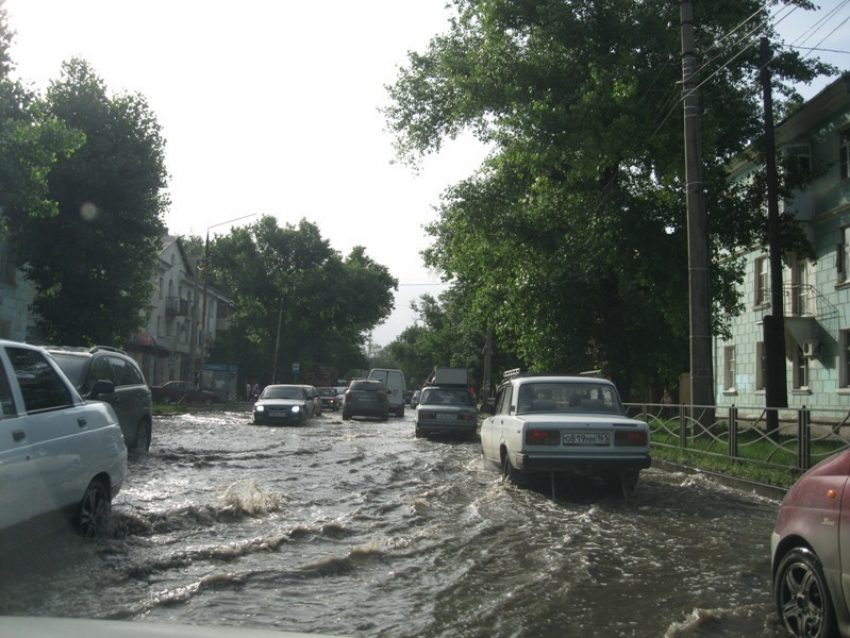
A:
[[0, 340, 127, 537], [479, 371, 651, 494]]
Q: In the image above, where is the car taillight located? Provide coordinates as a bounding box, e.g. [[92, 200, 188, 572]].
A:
[[459, 413, 474, 421], [526, 429, 560, 446], [379, 392, 388, 403], [615, 430, 647, 446], [419, 412, 434, 419]]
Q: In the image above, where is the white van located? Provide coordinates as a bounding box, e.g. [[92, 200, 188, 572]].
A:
[[368, 368, 406, 417]]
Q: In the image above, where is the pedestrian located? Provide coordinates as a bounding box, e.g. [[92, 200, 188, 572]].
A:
[[251, 381, 260, 402], [661, 388, 672, 420], [245, 381, 252, 402]]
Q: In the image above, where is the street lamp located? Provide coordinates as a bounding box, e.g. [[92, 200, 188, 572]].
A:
[[197, 213, 257, 387]]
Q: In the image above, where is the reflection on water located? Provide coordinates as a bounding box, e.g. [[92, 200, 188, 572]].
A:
[[0, 409, 787, 637]]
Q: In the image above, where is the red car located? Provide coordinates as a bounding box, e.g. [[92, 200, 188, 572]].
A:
[[150, 380, 218, 404], [771, 450, 850, 637]]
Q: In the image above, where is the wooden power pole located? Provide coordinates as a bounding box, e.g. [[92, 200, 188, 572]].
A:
[[681, 0, 715, 418], [760, 37, 788, 437]]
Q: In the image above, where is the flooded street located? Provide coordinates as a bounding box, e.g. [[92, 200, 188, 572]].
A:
[[0, 407, 789, 637]]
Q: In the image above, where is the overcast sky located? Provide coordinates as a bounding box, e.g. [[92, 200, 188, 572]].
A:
[[4, 1, 850, 345]]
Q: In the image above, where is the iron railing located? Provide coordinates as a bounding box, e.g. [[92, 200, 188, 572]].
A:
[[625, 402, 850, 474]]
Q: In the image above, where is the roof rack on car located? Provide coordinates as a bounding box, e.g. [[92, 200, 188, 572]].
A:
[[503, 368, 522, 378], [90, 345, 129, 355]]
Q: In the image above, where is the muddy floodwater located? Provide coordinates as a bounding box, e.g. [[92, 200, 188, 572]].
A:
[[0, 408, 790, 637]]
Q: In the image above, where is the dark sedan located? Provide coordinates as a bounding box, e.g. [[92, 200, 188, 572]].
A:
[[771, 449, 850, 637], [316, 386, 339, 411], [150, 380, 218, 404], [253, 384, 313, 425]]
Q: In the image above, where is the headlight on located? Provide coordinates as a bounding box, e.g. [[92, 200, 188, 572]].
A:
[[291, 405, 301, 413], [255, 405, 265, 413]]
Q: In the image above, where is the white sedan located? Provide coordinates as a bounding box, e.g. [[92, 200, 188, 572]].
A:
[[479, 372, 651, 494], [0, 340, 127, 537]]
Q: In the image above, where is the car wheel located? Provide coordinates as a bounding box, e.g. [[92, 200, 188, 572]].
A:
[[381, 410, 389, 422], [342, 410, 351, 420], [414, 425, 422, 438], [775, 548, 837, 638], [133, 418, 152, 452], [396, 405, 404, 418], [500, 450, 529, 487], [75, 479, 111, 538]]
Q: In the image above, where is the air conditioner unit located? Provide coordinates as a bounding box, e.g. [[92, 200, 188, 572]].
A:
[[803, 339, 820, 358]]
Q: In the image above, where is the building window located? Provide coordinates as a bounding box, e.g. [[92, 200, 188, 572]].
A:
[[840, 330, 850, 389], [840, 130, 850, 181], [723, 346, 736, 391], [793, 345, 809, 390], [790, 256, 809, 316], [754, 256, 769, 306], [838, 226, 850, 284], [755, 341, 766, 392]]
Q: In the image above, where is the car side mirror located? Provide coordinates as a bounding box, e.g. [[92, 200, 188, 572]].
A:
[[90, 379, 116, 398], [479, 402, 495, 415]]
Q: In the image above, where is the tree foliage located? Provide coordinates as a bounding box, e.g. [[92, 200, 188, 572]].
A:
[[384, 286, 522, 392], [0, 3, 83, 242], [5, 57, 168, 345], [207, 216, 397, 385], [384, 0, 833, 396]]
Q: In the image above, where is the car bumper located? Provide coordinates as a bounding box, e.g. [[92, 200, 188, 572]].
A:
[[254, 414, 305, 425], [515, 452, 652, 473], [416, 420, 477, 435]]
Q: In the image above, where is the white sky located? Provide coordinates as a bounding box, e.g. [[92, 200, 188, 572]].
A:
[[4, 0, 850, 345]]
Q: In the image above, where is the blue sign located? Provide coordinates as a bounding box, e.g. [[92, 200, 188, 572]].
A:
[[292, 362, 300, 373]]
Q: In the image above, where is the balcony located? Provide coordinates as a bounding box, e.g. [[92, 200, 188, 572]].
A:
[[165, 296, 189, 318]]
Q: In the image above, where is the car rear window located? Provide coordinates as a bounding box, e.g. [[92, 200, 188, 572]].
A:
[[49, 353, 88, 387], [350, 381, 381, 391]]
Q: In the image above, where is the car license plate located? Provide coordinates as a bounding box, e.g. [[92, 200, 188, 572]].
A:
[[562, 432, 611, 446], [435, 413, 455, 420], [269, 410, 287, 417]]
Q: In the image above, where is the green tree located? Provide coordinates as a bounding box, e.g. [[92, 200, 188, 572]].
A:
[[0, 3, 83, 243], [8, 57, 167, 345], [207, 216, 397, 385], [385, 0, 831, 397]]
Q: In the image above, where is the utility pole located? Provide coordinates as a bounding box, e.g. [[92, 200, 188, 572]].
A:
[[760, 37, 788, 437], [680, 0, 715, 421]]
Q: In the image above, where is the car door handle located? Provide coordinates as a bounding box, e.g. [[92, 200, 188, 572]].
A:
[[77, 417, 87, 428], [12, 429, 25, 442]]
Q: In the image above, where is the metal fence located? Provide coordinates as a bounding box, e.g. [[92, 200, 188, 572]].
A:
[[624, 402, 850, 474]]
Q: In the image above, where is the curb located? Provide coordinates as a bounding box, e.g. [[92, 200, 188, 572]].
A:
[[652, 458, 788, 501]]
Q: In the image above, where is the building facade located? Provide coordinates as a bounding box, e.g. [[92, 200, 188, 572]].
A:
[[716, 75, 850, 409], [0, 233, 231, 389], [125, 235, 231, 388]]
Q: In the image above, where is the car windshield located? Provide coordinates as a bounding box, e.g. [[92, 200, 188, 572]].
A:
[[262, 386, 303, 400], [515, 381, 623, 415], [316, 387, 335, 396], [420, 388, 471, 405]]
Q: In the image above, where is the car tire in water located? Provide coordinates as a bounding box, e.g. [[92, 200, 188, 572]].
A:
[[75, 479, 111, 538], [342, 410, 351, 420], [774, 547, 837, 638], [500, 450, 529, 487], [133, 418, 152, 453]]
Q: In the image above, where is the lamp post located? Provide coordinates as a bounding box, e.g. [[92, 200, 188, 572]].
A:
[[197, 213, 256, 387]]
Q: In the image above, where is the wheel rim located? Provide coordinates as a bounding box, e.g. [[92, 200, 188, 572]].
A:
[[78, 482, 110, 538], [779, 559, 827, 637]]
